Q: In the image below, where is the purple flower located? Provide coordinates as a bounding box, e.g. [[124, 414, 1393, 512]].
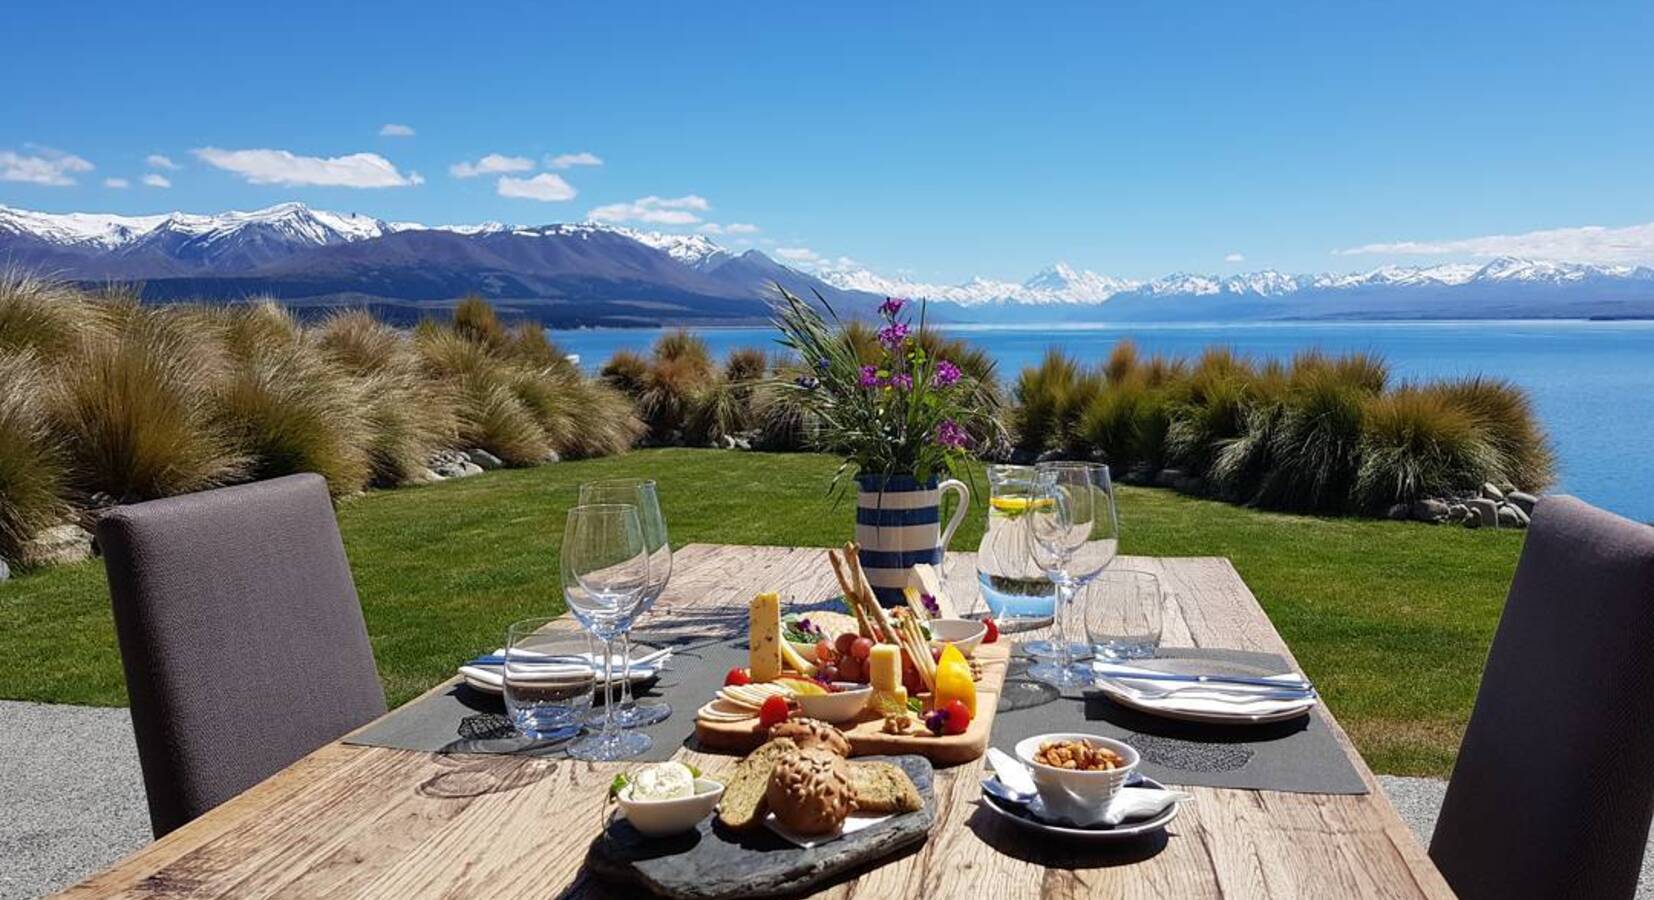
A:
[[858, 365, 881, 388], [920, 593, 941, 617], [934, 419, 970, 450], [890, 372, 913, 390], [933, 359, 962, 387], [879, 297, 906, 319], [877, 321, 910, 349], [815, 357, 831, 372]]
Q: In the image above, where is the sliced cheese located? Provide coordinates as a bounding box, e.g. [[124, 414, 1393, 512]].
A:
[[870, 686, 909, 717], [749, 592, 783, 682], [869, 642, 902, 692]]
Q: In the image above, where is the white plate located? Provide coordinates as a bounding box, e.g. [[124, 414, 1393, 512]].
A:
[[1089, 659, 1316, 725], [460, 647, 663, 696], [979, 775, 1180, 840]]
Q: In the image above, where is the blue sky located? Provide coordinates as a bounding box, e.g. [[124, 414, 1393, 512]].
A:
[[4, 1, 1652, 282]]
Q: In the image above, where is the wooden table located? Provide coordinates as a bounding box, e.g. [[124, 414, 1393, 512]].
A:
[[61, 545, 1452, 898]]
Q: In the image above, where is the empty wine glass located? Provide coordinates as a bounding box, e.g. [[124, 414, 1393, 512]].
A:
[[579, 478, 673, 728], [561, 503, 652, 761], [1025, 461, 1119, 688]]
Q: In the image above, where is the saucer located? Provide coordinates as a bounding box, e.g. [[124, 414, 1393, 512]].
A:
[[979, 774, 1181, 840]]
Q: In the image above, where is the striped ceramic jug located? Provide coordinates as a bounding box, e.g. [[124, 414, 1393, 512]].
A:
[[854, 473, 970, 607]]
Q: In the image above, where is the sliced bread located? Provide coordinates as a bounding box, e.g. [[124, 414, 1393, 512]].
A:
[[847, 761, 922, 814], [715, 737, 800, 831]]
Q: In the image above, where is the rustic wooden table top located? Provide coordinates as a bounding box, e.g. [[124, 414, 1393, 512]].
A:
[[60, 544, 1452, 899]]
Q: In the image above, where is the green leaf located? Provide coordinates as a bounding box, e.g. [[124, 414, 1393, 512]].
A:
[[609, 773, 631, 798]]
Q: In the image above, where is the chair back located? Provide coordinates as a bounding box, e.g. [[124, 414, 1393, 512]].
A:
[[1431, 495, 1654, 899], [99, 473, 386, 837]]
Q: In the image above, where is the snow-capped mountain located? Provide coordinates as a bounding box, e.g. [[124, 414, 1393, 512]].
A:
[[3, 201, 1652, 324]]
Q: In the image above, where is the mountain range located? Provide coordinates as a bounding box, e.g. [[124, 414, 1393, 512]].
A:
[[4, 202, 1654, 325]]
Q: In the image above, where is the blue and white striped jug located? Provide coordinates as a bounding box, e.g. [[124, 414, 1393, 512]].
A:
[[854, 473, 970, 607]]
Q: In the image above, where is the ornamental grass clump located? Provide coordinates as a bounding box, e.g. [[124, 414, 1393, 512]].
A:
[[1012, 349, 1093, 455], [0, 350, 69, 561], [1356, 388, 1502, 509], [1431, 376, 1555, 491], [0, 269, 91, 358], [769, 289, 1005, 487], [317, 310, 459, 485]]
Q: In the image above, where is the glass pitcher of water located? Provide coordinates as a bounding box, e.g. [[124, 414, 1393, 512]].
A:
[[975, 464, 1058, 629]]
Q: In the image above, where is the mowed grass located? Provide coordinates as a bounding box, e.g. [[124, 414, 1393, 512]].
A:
[[0, 448, 1521, 776]]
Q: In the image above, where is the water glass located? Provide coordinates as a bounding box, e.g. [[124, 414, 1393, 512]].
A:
[[561, 503, 652, 761], [1083, 569, 1163, 662], [579, 478, 673, 728], [503, 621, 595, 743]]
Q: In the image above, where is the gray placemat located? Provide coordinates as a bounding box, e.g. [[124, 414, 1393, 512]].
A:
[[344, 634, 752, 762], [990, 643, 1368, 795]]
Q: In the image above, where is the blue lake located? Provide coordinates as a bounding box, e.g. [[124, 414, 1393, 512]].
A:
[[549, 320, 1654, 522]]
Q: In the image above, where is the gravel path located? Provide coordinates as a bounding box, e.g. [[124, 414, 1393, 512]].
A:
[[2, 703, 1651, 897]]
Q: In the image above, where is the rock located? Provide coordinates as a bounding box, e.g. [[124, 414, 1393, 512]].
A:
[[411, 467, 443, 484], [732, 436, 752, 451], [1385, 503, 1411, 521], [1154, 468, 1187, 489], [1481, 482, 1506, 502], [22, 524, 94, 567], [1498, 504, 1528, 528], [1465, 497, 1498, 527], [0, 557, 9, 581], [1034, 449, 1066, 464], [543, 450, 562, 464], [1507, 491, 1537, 515], [432, 458, 483, 479], [461, 462, 484, 477], [1447, 503, 1469, 523], [465, 449, 504, 470], [1174, 475, 1205, 496], [1463, 512, 1482, 529], [1411, 498, 1450, 523]]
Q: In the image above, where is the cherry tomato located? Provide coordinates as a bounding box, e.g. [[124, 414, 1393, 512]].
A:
[[850, 637, 874, 660], [982, 617, 999, 644], [758, 694, 791, 729], [834, 632, 859, 657], [941, 699, 971, 735], [815, 639, 836, 664], [724, 667, 751, 687]]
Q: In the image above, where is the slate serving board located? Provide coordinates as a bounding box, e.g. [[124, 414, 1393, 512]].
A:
[[586, 754, 935, 900]]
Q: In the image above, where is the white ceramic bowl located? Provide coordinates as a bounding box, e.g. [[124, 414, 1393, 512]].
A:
[[616, 778, 725, 837], [794, 682, 873, 723], [929, 618, 988, 656], [1013, 733, 1139, 822]]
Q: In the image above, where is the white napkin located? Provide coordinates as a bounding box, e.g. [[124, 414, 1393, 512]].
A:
[[459, 649, 660, 690], [1092, 662, 1311, 695], [1031, 786, 1194, 828], [761, 811, 893, 849]]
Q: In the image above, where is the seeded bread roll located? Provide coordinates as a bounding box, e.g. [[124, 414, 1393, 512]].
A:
[[767, 718, 851, 757], [715, 738, 800, 831], [765, 749, 857, 835], [846, 761, 922, 814]]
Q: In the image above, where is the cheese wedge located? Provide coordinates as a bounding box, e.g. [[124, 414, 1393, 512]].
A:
[[749, 592, 783, 682], [869, 643, 902, 692], [871, 686, 909, 717]]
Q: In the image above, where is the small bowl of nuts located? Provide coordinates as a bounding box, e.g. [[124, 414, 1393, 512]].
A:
[[1013, 733, 1140, 822]]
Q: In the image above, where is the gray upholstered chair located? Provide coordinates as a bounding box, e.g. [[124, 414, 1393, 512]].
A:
[[99, 473, 386, 837], [1431, 495, 1654, 899]]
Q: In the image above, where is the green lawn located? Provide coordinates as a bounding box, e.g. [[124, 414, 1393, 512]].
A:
[[0, 447, 1522, 777]]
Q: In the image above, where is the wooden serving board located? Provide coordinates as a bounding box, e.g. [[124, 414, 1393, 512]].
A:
[[694, 641, 1012, 766]]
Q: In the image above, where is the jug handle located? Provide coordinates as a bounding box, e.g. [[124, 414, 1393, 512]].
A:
[[937, 478, 971, 568]]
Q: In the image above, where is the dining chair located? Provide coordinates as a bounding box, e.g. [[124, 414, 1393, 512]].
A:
[[98, 473, 386, 838], [1430, 494, 1654, 899]]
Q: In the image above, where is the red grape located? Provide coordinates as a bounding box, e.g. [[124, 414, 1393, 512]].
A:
[[834, 633, 859, 656], [850, 637, 874, 660], [818, 663, 840, 683], [838, 657, 863, 682], [814, 639, 835, 663]]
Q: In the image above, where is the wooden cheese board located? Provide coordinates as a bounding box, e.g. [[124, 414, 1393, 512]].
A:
[[694, 640, 1011, 766]]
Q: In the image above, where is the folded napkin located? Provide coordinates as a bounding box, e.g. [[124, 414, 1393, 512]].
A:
[[458, 649, 660, 690], [1092, 662, 1312, 695], [1031, 786, 1194, 828]]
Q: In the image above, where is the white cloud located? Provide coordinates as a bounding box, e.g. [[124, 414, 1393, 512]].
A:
[[379, 123, 416, 137], [497, 173, 577, 202], [143, 173, 172, 188], [699, 222, 759, 235], [146, 154, 180, 170], [775, 247, 823, 264], [546, 151, 602, 169], [103, 177, 130, 189], [194, 147, 422, 188], [588, 194, 710, 225], [1224, 252, 1245, 263], [449, 153, 534, 178], [1335, 221, 1654, 266], [0, 147, 94, 186], [774, 246, 861, 273]]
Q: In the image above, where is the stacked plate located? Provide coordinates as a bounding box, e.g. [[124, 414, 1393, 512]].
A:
[[1088, 658, 1317, 725]]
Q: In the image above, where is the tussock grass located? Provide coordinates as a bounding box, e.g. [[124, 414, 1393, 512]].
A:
[[0, 351, 69, 561], [216, 340, 371, 495], [1012, 349, 1092, 454], [1431, 377, 1555, 490], [1358, 389, 1501, 509]]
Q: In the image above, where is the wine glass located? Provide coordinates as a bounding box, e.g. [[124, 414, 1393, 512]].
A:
[[579, 478, 673, 728], [1025, 461, 1119, 688], [561, 503, 652, 761]]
